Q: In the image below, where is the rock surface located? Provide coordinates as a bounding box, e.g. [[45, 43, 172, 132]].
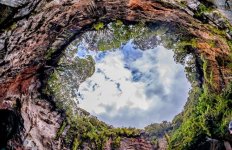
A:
[[0, 0, 231, 149]]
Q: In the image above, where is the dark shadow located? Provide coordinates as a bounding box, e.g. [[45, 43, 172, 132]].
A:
[[0, 109, 24, 149], [225, 0, 231, 9]]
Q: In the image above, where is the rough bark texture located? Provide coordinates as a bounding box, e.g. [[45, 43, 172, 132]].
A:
[[0, 0, 231, 149]]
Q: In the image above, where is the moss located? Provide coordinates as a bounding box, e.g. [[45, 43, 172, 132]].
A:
[[112, 137, 121, 149], [98, 39, 118, 51], [195, 3, 213, 17], [201, 54, 212, 86], [72, 137, 80, 150], [6, 22, 17, 31], [207, 40, 216, 48], [115, 20, 123, 26], [56, 121, 67, 138], [151, 138, 158, 145], [227, 40, 232, 51], [45, 48, 56, 60], [207, 25, 227, 36], [227, 52, 232, 69], [93, 22, 104, 31], [202, 56, 207, 79], [179, 1, 187, 7], [206, 24, 232, 52]]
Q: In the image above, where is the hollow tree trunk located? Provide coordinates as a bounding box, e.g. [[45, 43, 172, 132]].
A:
[[0, 0, 231, 149]]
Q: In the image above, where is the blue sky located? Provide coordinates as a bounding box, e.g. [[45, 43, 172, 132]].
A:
[[76, 40, 191, 128]]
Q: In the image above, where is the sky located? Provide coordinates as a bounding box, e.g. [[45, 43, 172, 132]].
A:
[[76, 40, 191, 128]]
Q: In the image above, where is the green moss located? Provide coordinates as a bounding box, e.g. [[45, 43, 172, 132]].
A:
[[112, 137, 121, 149], [178, 38, 197, 49], [195, 3, 213, 17], [115, 20, 123, 26], [151, 138, 158, 145], [154, 26, 169, 35], [227, 40, 232, 51], [227, 52, 232, 69], [93, 22, 104, 31], [202, 55, 209, 82], [206, 24, 232, 52], [45, 48, 56, 60], [72, 137, 80, 150], [179, 1, 187, 7], [207, 40, 216, 48], [56, 121, 67, 138], [201, 55, 216, 89], [207, 25, 227, 36]]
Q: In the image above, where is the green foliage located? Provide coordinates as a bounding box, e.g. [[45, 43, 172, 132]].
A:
[[96, 21, 155, 51], [169, 81, 232, 150], [170, 44, 232, 148], [57, 111, 141, 149], [145, 121, 173, 139], [174, 38, 197, 64], [43, 53, 96, 113]]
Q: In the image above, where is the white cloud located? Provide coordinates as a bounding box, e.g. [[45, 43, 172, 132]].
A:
[[77, 41, 191, 128], [78, 49, 152, 117]]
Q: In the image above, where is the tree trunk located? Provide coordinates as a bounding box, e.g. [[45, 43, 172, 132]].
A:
[[0, 0, 231, 149]]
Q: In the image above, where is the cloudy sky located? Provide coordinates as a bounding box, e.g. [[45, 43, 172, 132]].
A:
[[76, 40, 191, 128]]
